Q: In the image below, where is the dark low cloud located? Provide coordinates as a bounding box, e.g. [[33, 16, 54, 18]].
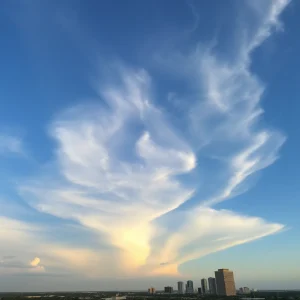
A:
[[2, 255, 16, 260], [0, 260, 31, 269], [12, 272, 68, 277]]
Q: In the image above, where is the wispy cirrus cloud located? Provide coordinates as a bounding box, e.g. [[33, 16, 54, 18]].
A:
[[240, 0, 290, 63], [0, 134, 24, 155], [5, 0, 289, 278]]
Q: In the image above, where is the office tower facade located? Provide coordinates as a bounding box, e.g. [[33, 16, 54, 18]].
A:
[[215, 269, 236, 296], [164, 286, 173, 293], [208, 277, 217, 295], [201, 278, 209, 294], [197, 288, 202, 295], [178, 282, 184, 294], [186, 280, 194, 293], [148, 287, 155, 294]]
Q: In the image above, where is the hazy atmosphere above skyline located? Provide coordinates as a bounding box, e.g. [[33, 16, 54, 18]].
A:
[[0, 0, 299, 292]]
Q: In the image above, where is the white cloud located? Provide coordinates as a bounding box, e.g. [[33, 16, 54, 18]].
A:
[[10, 0, 289, 277], [243, 0, 290, 61], [30, 257, 40, 267], [145, 207, 283, 274]]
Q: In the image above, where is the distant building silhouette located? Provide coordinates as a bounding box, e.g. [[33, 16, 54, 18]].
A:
[[201, 278, 209, 294], [178, 282, 184, 294], [208, 277, 217, 294], [164, 286, 173, 293], [239, 287, 250, 294], [148, 287, 155, 294], [197, 288, 202, 295], [215, 268, 236, 296], [186, 280, 194, 293]]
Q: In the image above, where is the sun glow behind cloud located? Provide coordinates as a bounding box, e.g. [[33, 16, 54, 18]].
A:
[[0, 0, 290, 279]]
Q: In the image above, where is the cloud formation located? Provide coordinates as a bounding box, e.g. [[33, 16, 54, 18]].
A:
[[2, 0, 289, 278], [0, 218, 45, 274], [30, 257, 40, 267]]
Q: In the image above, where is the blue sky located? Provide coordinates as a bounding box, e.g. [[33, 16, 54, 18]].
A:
[[0, 0, 298, 292]]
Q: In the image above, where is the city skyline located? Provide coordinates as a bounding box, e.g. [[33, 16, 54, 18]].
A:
[[1, 0, 299, 292], [157, 269, 237, 295]]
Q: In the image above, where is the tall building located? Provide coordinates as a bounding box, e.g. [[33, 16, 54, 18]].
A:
[[208, 277, 217, 295], [201, 278, 209, 294], [177, 282, 184, 294], [186, 280, 194, 294], [148, 287, 155, 294], [215, 268, 236, 296], [164, 286, 173, 293], [197, 288, 202, 295]]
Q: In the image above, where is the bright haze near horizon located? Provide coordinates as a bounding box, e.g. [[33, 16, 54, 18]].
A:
[[0, 0, 299, 292]]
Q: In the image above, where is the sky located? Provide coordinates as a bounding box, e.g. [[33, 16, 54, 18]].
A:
[[0, 0, 299, 292]]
